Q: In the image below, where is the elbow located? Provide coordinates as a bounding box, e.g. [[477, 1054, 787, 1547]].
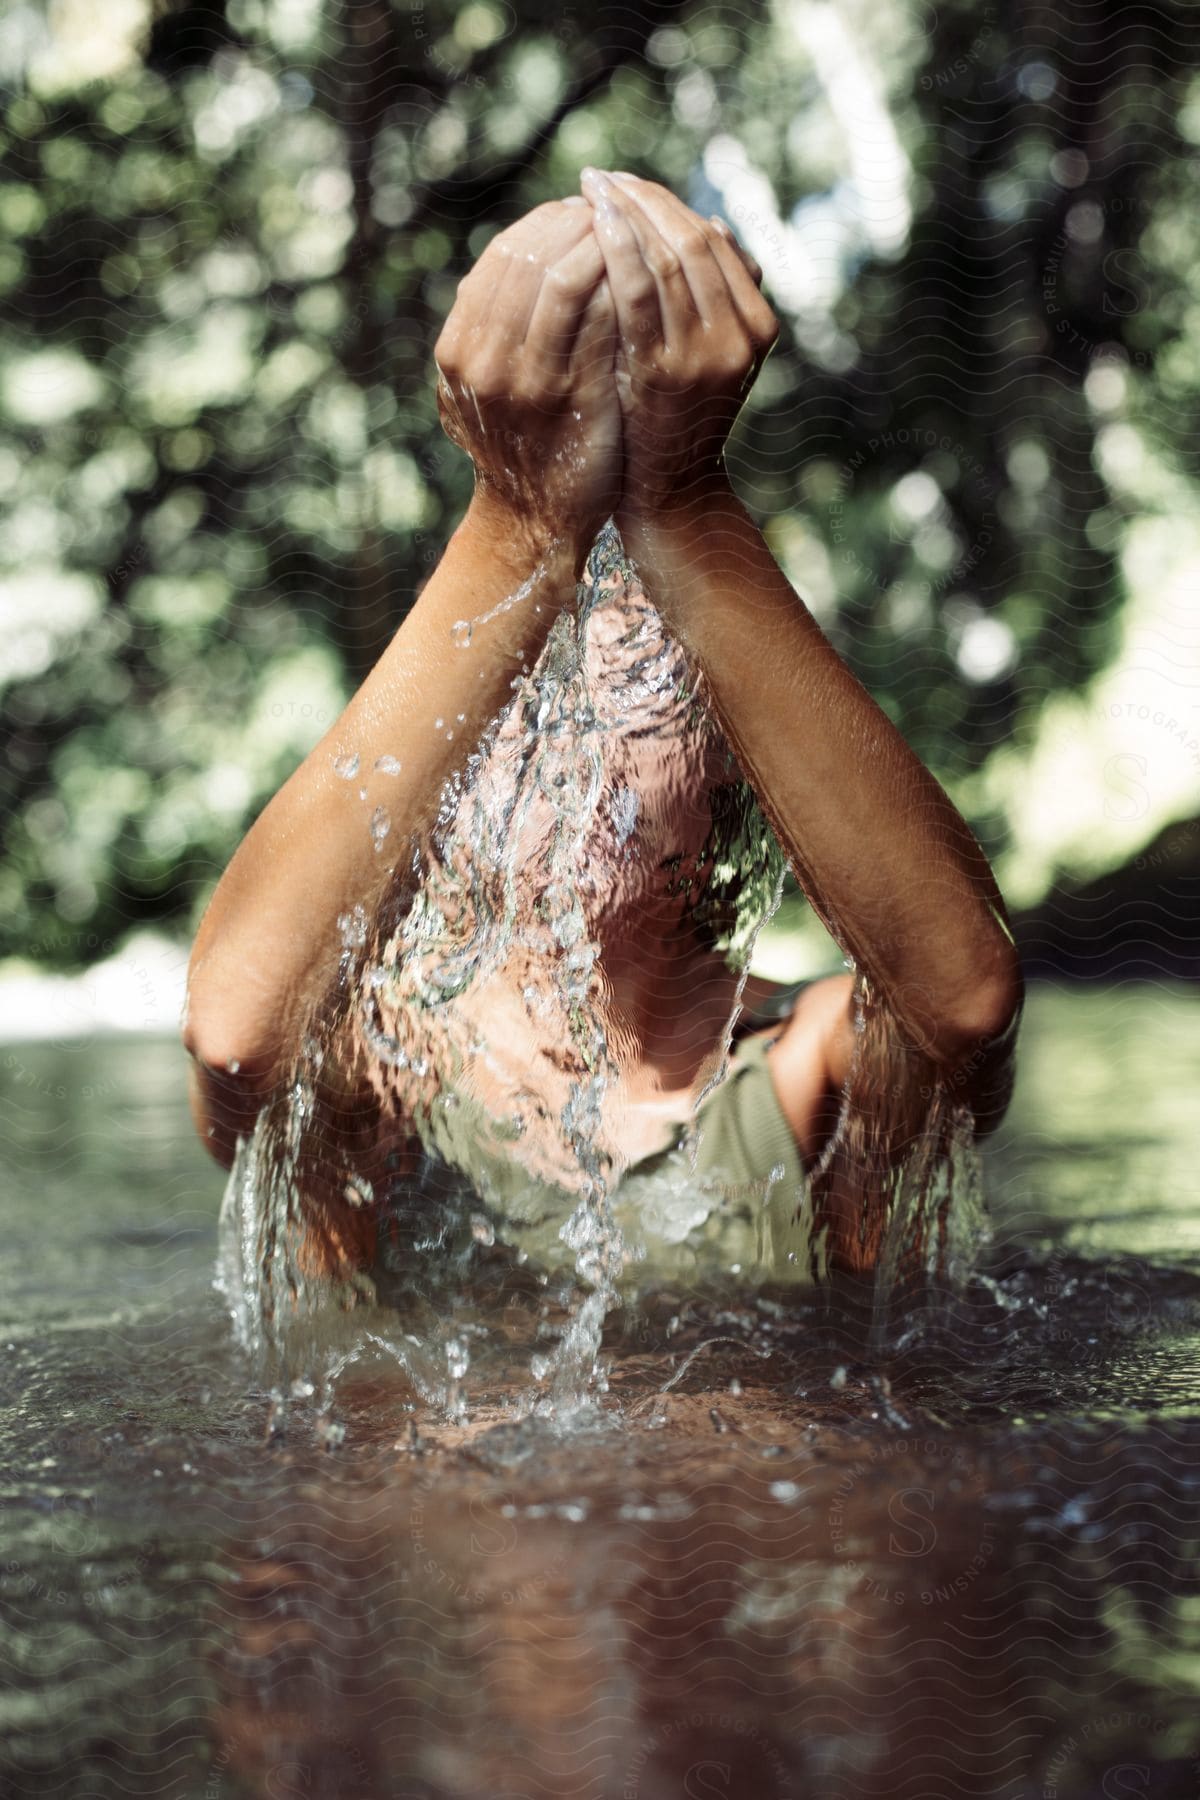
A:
[[181, 1006, 278, 1085], [928, 950, 1024, 1131], [187, 1062, 240, 1171], [182, 948, 287, 1090], [943, 959, 1024, 1067], [182, 999, 280, 1171], [908, 919, 1024, 1074]]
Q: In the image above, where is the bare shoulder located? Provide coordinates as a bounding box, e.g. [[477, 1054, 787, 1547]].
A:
[[757, 972, 857, 1168], [758, 968, 1021, 1157]]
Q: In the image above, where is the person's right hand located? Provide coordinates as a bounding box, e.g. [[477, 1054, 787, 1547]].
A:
[[433, 200, 621, 558]]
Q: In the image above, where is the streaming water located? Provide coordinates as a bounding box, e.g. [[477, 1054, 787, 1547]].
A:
[[211, 522, 986, 1440]]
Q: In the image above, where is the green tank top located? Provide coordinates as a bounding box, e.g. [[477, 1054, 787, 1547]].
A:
[[418, 1024, 818, 1284]]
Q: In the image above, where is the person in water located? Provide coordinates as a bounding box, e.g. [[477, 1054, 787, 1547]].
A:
[[183, 170, 1023, 1287]]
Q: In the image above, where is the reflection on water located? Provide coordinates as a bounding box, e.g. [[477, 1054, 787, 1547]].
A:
[[2, 987, 1200, 1797]]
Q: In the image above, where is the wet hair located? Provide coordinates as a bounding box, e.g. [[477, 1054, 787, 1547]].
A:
[[689, 750, 785, 967], [346, 520, 785, 1153], [390, 519, 783, 989], [579, 523, 784, 966]]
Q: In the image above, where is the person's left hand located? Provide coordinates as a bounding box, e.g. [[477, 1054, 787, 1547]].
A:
[[433, 198, 622, 562], [578, 168, 780, 522]]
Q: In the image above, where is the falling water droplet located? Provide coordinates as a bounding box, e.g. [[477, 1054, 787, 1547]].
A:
[[337, 904, 368, 950], [343, 1174, 374, 1208], [221, 521, 824, 1422], [609, 784, 639, 847]]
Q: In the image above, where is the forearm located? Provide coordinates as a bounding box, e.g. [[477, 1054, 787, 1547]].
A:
[[618, 481, 1022, 1066], [185, 493, 589, 1081]]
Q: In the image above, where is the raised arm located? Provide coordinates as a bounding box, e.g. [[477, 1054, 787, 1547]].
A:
[[184, 199, 620, 1165], [581, 169, 1022, 1120]]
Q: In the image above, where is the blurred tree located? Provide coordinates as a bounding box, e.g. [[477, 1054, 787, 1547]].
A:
[[1, 0, 1197, 965]]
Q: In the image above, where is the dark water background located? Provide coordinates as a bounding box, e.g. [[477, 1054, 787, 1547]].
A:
[[2, 983, 1199, 1799]]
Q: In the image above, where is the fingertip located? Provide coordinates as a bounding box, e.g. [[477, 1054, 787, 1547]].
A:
[[710, 214, 765, 285], [582, 166, 620, 201]]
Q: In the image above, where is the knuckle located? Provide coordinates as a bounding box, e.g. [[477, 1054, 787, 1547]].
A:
[[472, 360, 506, 403], [627, 272, 660, 307], [643, 356, 680, 393], [712, 339, 753, 381], [746, 301, 779, 344], [530, 200, 582, 245], [507, 371, 546, 410], [673, 221, 708, 259], [544, 261, 582, 298], [588, 275, 615, 311]]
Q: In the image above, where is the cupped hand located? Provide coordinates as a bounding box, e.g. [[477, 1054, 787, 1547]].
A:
[[578, 169, 779, 520], [433, 199, 621, 556]]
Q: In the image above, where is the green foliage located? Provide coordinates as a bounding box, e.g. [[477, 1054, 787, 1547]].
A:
[[1, 0, 1196, 964]]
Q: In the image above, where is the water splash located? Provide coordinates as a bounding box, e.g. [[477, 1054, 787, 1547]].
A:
[[450, 541, 562, 648], [362, 527, 651, 1412], [803, 968, 991, 1347], [215, 519, 988, 1418]]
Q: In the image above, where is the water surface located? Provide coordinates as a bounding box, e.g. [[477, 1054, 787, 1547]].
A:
[[2, 983, 1199, 1798]]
